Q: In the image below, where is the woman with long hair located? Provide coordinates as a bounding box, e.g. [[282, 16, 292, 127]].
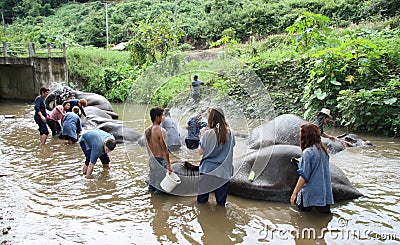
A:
[[290, 122, 334, 214], [197, 107, 235, 206]]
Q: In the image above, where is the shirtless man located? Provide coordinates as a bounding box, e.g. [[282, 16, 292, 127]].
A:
[[145, 107, 172, 192]]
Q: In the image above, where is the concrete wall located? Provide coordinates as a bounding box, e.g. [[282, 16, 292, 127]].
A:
[[0, 57, 68, 100]]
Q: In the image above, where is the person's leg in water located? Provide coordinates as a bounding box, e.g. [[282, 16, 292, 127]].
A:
[[148, 157, 167, 194], [197, 174, 210, 203], [38, 120, 49, 145], [214, 181, 230, 206], [80, 141, 91, 175]]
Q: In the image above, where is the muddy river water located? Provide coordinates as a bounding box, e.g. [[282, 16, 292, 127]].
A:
[[0, 101, 399, 244]]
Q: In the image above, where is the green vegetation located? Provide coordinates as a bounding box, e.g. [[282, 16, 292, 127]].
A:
[[1, 0, 399, 136], [67, 47, 139, 102]]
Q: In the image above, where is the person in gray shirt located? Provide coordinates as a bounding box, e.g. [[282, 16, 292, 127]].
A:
[[191, 75, 204, 106], [197, 106, 235, 206], [161, 108, 182, 152]]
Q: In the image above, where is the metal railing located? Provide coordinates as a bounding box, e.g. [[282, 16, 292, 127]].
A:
[[0, 41, 66, 58]]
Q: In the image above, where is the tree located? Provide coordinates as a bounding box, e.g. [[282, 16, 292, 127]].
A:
[[127, 14, 183, 66]]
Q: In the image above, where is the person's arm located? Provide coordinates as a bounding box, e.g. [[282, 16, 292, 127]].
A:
[[37, 111, 46, 122], [86, 162, 95, 178], [290, 149, 313, 204], [322, 132, 337, 141], [86, 144, 101, 178], [79, 106, 87, 117], [198, 127, 207, 155], [160, 128, 172, 173], [56, 106, 62, 114], [290, 176, 306, 205], [76, 119, 82, 138]]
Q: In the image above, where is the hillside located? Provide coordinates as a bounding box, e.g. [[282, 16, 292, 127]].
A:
[[1, 0, 399, 48], [1, 0, 399, 136]]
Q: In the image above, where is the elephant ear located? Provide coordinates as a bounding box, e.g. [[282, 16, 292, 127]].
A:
[[45, 92, 56, 110]]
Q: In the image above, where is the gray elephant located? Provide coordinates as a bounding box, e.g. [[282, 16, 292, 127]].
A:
[[84, 106, 119, 121], [229, 145, 362, 202], [74, 91, 115, 115], [96, 121, 143, 143], [45, 86, 144, 144], [45, 86, 115, 115], [249, 114, 306, 149], [162, 113, 366, 203], [250, 114, 371, 153], [161, 146, 362, 202], [336, 133, 374, 147]]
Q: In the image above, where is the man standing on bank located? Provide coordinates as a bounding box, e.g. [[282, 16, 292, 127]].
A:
[[34, 86, 50, 145], [79, 129, 116, 178], [191, 75, 204, 107]]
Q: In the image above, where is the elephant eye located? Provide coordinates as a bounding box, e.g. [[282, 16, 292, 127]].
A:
[[345, 137, 356, 143]]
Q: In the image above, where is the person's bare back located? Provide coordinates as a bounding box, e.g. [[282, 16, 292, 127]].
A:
[[145, 107, 172, 173], [145, 125, 167, 159]]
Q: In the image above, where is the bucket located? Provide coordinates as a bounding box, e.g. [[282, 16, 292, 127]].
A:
[[160, 172, 181, 193]]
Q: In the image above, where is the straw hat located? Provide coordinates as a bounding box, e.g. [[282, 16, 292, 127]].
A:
[[316, 108, 333, 120]]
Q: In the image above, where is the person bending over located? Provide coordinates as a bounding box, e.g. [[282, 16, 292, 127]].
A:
[[79, 129, 116, 178]]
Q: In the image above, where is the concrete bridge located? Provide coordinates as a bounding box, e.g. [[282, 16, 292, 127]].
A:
[[0, 42, 68, 100]]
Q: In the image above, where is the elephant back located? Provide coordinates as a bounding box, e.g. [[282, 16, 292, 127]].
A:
[[249, 114, 307, 149]]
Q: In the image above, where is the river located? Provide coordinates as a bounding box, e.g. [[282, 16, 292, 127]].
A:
[[0, 101, 399, 244]]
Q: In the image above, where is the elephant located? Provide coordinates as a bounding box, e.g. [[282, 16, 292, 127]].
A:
[[337, 133, 374, 147], [154, 145, 362, 202], [74, 91, 115, 115], [249, 114, 372, 153], [249, 114, 306, 149], [229, 145, 362, 202], [44, 86, 144, 144], [96, 121, 143, 143], [84, 106, 118, 120], [153, 113, 366, 202], [45, 86, 115, 115]]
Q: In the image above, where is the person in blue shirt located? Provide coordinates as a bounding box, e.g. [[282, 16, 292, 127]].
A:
[[34, 86, 50, 145], [290, 122, 334, 214], [197, 106, 235, 206], [66, 98, 87, 117], [61, 106, 82, 144], [79, 129, 116, 178], [185, 107, 208, 150]]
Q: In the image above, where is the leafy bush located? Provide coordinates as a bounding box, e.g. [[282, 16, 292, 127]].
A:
[[101, 64, 140, 103], [337, 79, 400, 136], [66, 47, 134, 99], [301, 33, 393, 120]]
